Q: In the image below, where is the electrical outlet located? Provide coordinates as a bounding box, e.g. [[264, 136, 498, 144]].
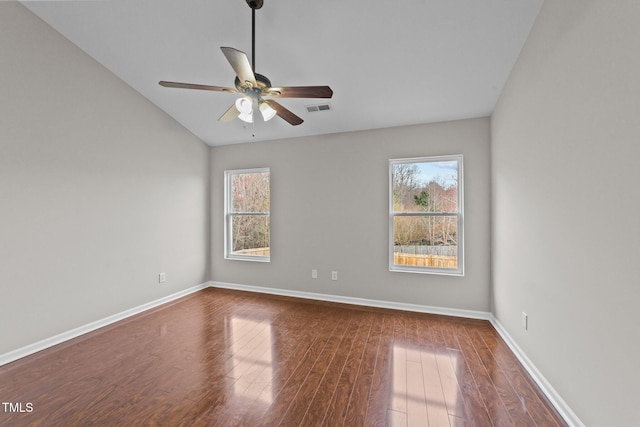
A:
[[311, 269, 318, 279], [522, 312, 528, 330], [331, 271, 338, 281], [159, 272, 166, 283]]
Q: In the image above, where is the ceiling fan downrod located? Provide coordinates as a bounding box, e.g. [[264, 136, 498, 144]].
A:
[[246, 0, 263, 73]]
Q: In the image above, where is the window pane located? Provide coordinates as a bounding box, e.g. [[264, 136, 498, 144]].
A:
[[392, 161, 458, 213], [392, 216, 458, 268], [231, 172, 270, 213], [231, 215, 270, 255]]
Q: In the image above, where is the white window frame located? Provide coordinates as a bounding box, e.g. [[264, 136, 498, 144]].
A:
[[389, 155, 464, 276], [224, 168, 270, 262]]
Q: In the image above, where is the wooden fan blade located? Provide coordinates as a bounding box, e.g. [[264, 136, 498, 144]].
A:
[[220, 47, 256, 87], [159, 81, 237, 93], [265, 86, 333, 99], [219, 103, 240, 122], [264, 100, 303, 126]]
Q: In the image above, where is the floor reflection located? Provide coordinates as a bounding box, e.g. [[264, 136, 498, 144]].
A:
[[226, 316, 274, 404], [391, 343, 461, 425]]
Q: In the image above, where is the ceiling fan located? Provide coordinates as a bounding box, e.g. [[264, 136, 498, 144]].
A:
[[159, 0, 333, 126]]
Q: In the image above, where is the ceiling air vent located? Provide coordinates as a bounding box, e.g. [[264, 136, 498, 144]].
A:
[[306, 103, 332, 113]]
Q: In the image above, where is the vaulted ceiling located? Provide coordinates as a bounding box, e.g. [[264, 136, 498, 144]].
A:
[[23, 0, 542, 146]]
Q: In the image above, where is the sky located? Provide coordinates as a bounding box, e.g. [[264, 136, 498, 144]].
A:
[[415, 160, 458, 187]]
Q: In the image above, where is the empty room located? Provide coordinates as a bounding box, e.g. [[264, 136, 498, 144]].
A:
[[1, 1, 638, 426]]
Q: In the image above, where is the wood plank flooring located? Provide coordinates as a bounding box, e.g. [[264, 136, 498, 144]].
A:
[[0, 288, 567, 426]]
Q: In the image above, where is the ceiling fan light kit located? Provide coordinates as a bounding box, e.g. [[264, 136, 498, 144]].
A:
[[259, 101, 277, 121], [235, 97, 254, 123], [158, 0, 332, 129]]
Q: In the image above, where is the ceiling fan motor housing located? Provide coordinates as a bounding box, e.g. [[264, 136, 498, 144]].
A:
[[235, 73, 272, 99]]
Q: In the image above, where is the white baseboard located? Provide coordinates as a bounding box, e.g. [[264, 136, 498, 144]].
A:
[[489, 316, 584, 427], [209, 281, 491, 320], [0, 283, 209, 367]]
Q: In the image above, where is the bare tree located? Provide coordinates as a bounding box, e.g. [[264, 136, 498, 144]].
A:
[[392, 164, 419, 211]]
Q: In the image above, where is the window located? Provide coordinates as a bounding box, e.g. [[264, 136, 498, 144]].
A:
[[389, 155, 463, 275], [224, 168, 270, 262]]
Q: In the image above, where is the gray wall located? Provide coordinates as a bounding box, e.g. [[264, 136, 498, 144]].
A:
[[211, 118, 491, 311], [0, 3, 209, 355], [491, 1, 640, 425]]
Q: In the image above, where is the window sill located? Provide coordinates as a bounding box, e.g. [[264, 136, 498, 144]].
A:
[[225, 255, 270, 263], [389, 265, 463, 276]]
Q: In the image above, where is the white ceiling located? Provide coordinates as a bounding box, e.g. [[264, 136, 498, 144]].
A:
[[22, 0, 542, 146]]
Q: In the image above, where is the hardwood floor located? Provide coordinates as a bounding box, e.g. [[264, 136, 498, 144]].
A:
[[0, 288, 566, 426]]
